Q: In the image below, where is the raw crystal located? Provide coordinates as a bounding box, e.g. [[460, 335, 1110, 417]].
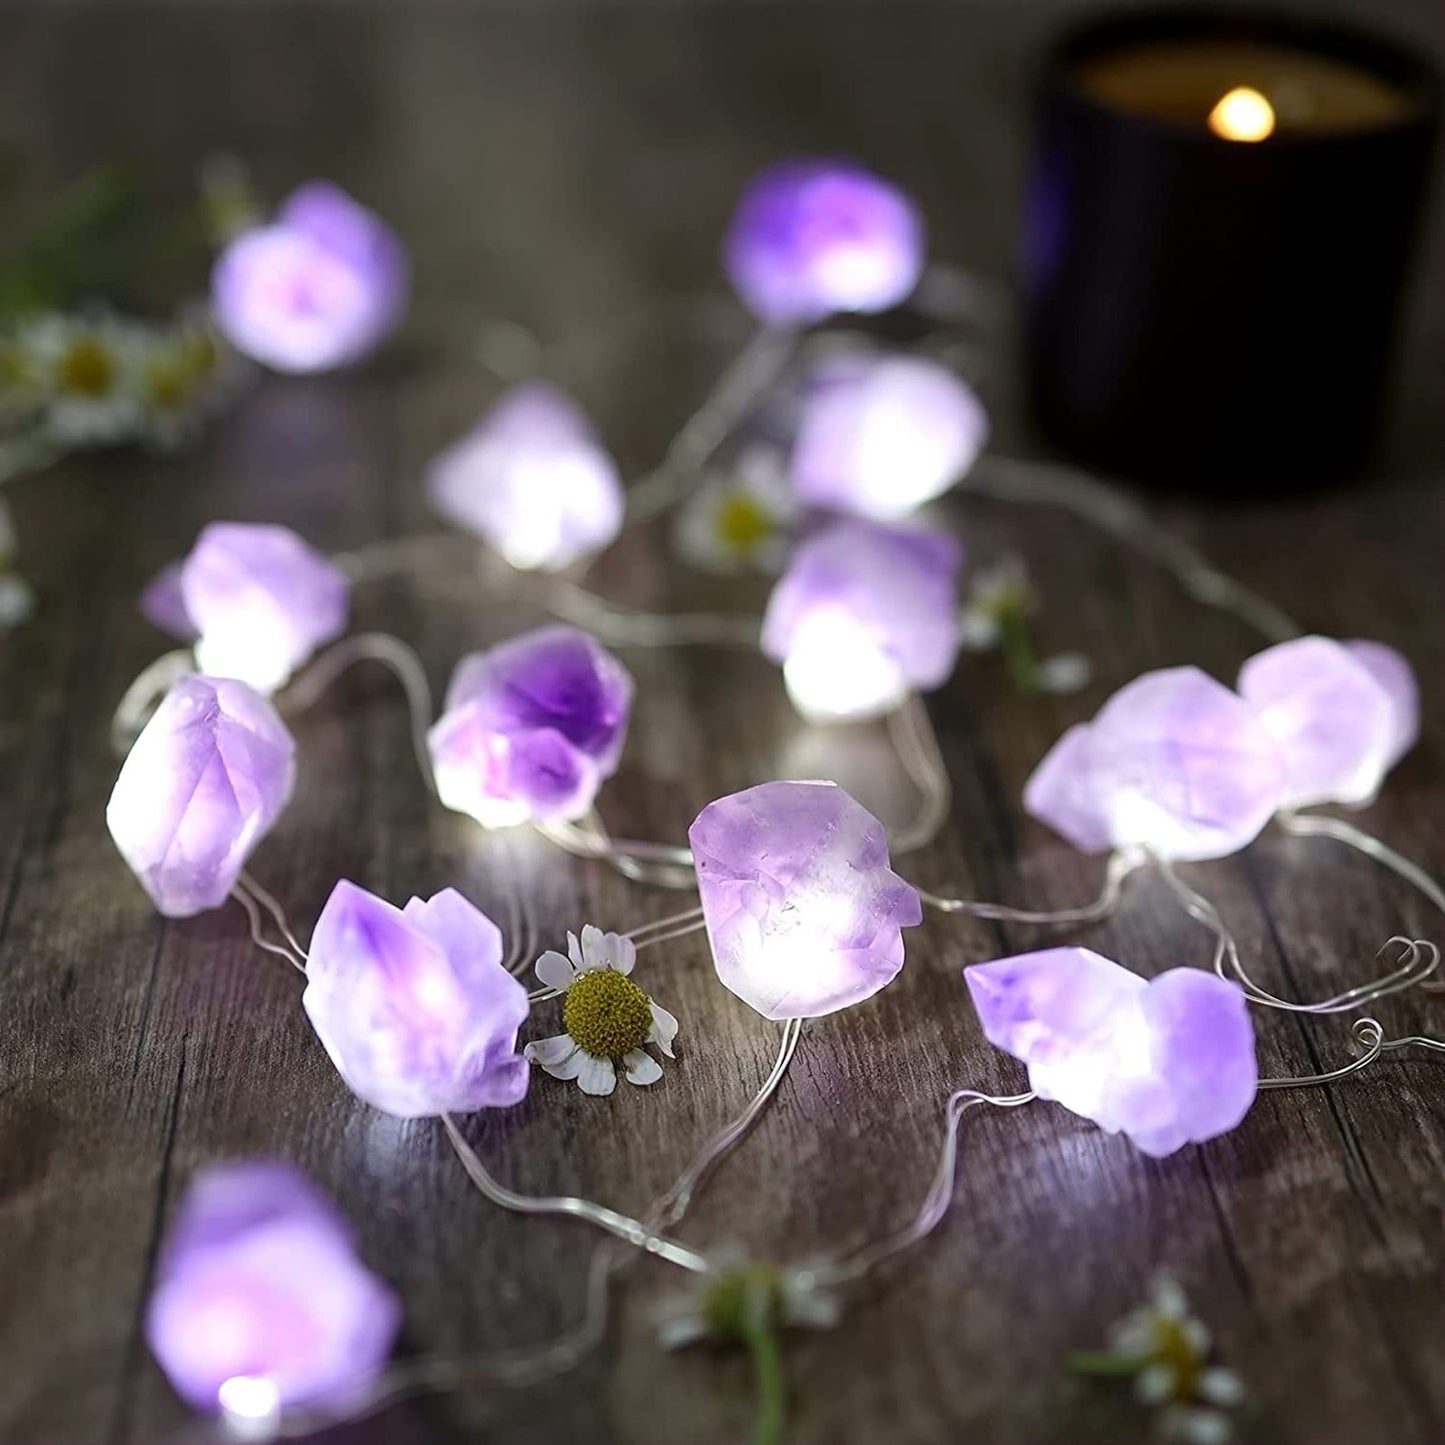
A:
[[1024, 666, 1285, 860], [723, 159, 925, 324], [303, 881, 531, 1118], [965, 947, 1258, 1157], [211, 180, 409, 373], [689, 779, 922, 1019], [761, 519, 962, 721], [1238, 635, 1417, 808], [143, 521, 350, 693], [107, 675, 296, 917], [427, 382, 624, 570], [791, 354, 987, 519], [145, 1158, 400, 1412], [429, 625, 633, 827]]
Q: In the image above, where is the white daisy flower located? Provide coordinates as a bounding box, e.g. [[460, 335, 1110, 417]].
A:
[[674, 444, 798, 575], [523, 924, 679, 1096], [657, 1251, 841, 1351], [25, 314, 146, 448], [1076, 1276, 1243, 1443], [135, 317, 234, 450]]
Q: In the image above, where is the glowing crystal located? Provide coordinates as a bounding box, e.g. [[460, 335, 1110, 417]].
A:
[[792, 355, 987, 519], [723, 159, 925, 325], [1024, 667, 1285, 860], [761, 520, 962, 721], [427, 383, 624, 570], [428, 625, 634, 828], [303, 881, 531, 1118], [689, 780, 922, 1019], [107, 675, 296, 917], [145, 1159, 399, 1412], [966, 948, 1258, 1157]]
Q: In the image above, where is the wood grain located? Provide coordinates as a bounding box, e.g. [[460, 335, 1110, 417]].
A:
[[1, 4, 1444, 1444]]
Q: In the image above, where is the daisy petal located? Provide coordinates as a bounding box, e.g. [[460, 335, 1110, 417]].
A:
[[658, 1311, 712, 1350], [525, 1036, 585, 1079], [566, 931, 585, 970], [1135, 1362, 1177, 1406], [613, 934, 637, 976], [647, 1002, 679, 1057], [576, 1053, 618, 1096], [623, 1049, 663, 1086], [535, 950, 576, 992], [1198, 1368, 1245, 1407], [578, 924, 614, 972]]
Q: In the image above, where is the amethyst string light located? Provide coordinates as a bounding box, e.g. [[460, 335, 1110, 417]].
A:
[[146, 1160, 401, 1419], [427, 382, 625, 571], [761, 519, 963, 723], [723, 158, 926, 326], [142, 521, 351, 693], [428, 624, 634, 829], [100, 152, 1445, 1445], [211, 181, 409, 374]]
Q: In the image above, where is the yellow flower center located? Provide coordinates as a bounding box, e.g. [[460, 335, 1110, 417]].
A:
[[715, 492, 774, 553], [143, 355, 193, 411], [563, 968, 653, 1059], [1150, 1316, 1203, 1400], [57, 337, 116, 397]]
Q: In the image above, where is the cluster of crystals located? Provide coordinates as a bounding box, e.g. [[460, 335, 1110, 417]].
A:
[[1025, 637, 1418, 860], [966, 948, 1258, 1157], [0, 310, 231, 452], [761, 520, 963, 721], [212, 181, 409, 373], [302, 882, 531, 1117], [106, 674, 297, 918], [427, 382, 625, 571], [142, 521, 351, 693], [146, 1159, 399, 1414], [690, 780, 923, 1019], [428, 625, 634, 828]]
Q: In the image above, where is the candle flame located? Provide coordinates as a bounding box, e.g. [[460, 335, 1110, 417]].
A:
[[1209, 87, 1276, 142]]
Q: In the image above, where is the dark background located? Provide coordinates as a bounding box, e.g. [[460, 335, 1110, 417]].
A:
[[2, 3, 1444, 1443]]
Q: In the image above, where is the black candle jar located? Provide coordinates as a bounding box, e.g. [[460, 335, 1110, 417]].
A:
[[1021, 9, 1439, 490]]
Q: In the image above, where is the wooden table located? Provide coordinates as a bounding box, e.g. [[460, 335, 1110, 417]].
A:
[[3, 4, 1444, 1443]]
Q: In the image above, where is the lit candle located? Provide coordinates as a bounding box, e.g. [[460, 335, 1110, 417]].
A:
[[1023, 14, 1438, 490]]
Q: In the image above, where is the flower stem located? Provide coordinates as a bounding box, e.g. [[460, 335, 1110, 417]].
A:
[[742, 1315, 787, 1445], [996, 600, 1042, 694]]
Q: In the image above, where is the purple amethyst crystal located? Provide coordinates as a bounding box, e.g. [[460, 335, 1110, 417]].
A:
[[145, 1158, 400, 1413], [107, 674, 297, 917], [791, 354, 987, 519], [723, 159, 925, 325], [689, 780, 923, 1019], [142, 521, 350, 693], [303, 881, 531, 1118], [428, 625, 634, 827], [211, 180, 409, 373], [965, 948, 1258, 1157], [1024, 666, 1285, 860], [427, 382, 624, 571], [761, 519, 962, 721], [1238, 635, 1419, 808]]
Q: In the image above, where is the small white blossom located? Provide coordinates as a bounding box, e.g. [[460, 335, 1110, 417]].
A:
[[674, 444, 798, 574], [524, 924, 679, 1097]]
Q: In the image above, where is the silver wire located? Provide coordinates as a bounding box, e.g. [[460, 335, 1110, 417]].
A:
[[814, 1087, 1037, 1289], [967, 454, 1300, 644], [440, 1113, 712, 1273], [280, 632, 438, 797], [887, 694, 954, 856], [1154, 854, 1441, 1014], [1258, 1016, 1445, 1090], [229, 881, 307, 975], [622, 323, 799, 525], [109, 648, 197, 757], [912, 847, 1141, 926]]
